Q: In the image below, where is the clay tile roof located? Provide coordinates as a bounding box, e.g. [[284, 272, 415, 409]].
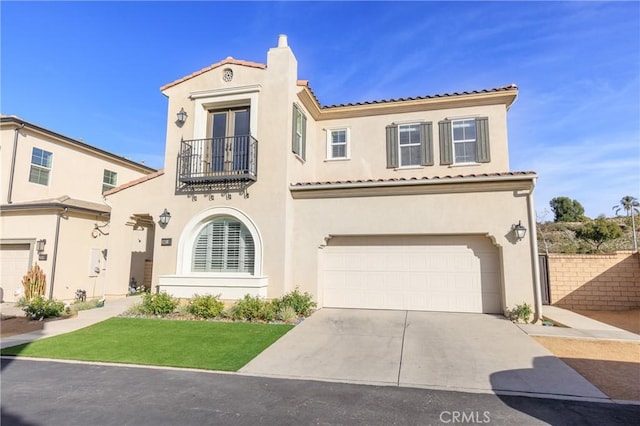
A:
[[291, 171, 536, 188], [161, 58, 267, 91], [104, 169, 165, 196], [300, 83, 518, 109]]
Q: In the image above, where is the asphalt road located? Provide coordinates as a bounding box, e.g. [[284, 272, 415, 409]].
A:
[[1, 358, 638, 426]]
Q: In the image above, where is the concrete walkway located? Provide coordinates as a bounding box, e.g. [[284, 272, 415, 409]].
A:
[[240, 309, 608, 401], [518, 306, 639, 341], [1, 296, 141, 349]]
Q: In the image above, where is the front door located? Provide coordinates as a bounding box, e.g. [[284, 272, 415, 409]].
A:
[[210, 108, 250, 173]]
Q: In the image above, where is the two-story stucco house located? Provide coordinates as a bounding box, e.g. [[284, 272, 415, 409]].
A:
[[0, 116, 156, 302], [105, 35, 541, 317]]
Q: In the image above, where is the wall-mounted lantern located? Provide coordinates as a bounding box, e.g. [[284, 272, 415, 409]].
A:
[[36, 239, 47, 253], [512, 221, 527, 240], [176, 108, 188, 124], [159, 209, 171, 228]]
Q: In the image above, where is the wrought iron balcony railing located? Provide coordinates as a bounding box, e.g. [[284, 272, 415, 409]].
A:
[[178, 136, 257, 184]]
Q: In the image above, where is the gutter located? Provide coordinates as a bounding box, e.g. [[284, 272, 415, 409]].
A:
[[527, 177, 543, 323], [7, 123, 24, 204], [290, 173, 537, 192], [0, 202, 109, 216], [48, 208, 67, 300]]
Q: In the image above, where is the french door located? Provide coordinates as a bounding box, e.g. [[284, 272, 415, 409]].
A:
[[210, 107, 250, 172]]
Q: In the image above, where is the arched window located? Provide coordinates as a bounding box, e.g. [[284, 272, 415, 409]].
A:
[[192, 217, 255, 273]]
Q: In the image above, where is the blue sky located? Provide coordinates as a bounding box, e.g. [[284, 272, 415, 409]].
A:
[[2, 1, 638, 219]]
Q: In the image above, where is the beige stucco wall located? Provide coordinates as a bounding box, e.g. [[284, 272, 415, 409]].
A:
[[290, 185, 536, 312], [305, 103, 510, 183], [0, 119, 153, 303], [105, 40, 305, 298], [0, 211, 110, 302], [0, 124, 151, 205]]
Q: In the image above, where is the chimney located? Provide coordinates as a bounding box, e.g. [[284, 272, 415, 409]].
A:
[[277, 34, 288, 48]]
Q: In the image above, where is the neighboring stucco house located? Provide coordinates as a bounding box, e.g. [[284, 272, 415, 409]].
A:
[[0, 116, 156, 302], [105, 35, 541, 317]]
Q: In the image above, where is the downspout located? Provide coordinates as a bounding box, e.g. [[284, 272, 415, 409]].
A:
[[7, 124, 25, 204], [527, 177, 543, 323], [48, 208, 67, 300]]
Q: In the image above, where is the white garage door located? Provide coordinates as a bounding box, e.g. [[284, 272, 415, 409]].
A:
[[0, 244, 32, 303], [321, 235, 501, 313]]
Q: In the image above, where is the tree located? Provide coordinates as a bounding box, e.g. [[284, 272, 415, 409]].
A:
[[549, 196, 586, 222], [575, 216, 623, 252], [612, 195, 639, 252]]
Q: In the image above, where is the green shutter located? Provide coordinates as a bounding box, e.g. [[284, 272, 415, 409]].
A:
[[439, 120, 453, 165], [476, 117, 490, 163], [386, 124, 398, 168], [292, 105, 299, 155], [420, 122, 433, 166], [301, 113, 307, 160], [292, 104, 307, 160]]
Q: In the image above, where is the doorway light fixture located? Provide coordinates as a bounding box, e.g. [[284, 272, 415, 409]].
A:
[[36, 239, 47, 253], [176, 108, 188, 124], [159, 209, 171, 227], [512, 221, 527, 240]]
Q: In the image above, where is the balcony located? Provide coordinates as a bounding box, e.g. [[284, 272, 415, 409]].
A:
[[178, 136, 257, 186]]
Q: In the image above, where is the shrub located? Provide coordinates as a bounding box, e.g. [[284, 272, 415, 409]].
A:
[[231, 294, 276, 322], [187, 294, 225, 319], [576, 216, 623, 252], [507, 302, 532, 323], [277, 305, 297, 324], [23, 295, 67, 320], [275, 287, 316, 317], [138, 292, 179, 315]]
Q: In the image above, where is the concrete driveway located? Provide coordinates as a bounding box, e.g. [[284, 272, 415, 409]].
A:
[[240, 309, 608, 400]]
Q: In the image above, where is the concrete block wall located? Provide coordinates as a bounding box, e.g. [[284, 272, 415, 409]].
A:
[[548, 251, 640, 311]]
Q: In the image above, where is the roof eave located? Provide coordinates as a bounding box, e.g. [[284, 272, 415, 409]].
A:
[[161, 58, 267, 92], [0, 116, 156, 174], [297, 88, 518, 121], [0, 202, 110, 216], [290, 172, 537, 199]]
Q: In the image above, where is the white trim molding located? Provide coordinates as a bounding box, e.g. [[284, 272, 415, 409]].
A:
[[175, 206, 264, 275], [192, 86, 261, 139], [325, 127, 350, 160]]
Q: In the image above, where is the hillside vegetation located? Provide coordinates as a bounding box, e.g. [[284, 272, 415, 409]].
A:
[[537, 217, 636, 254]]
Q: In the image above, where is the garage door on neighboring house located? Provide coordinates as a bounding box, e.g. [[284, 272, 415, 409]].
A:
[[0, 243, 33, 303], [321, 235, 501, 313]]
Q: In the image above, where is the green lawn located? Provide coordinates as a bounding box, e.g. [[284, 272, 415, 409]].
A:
[[1, 318, 293, 371]]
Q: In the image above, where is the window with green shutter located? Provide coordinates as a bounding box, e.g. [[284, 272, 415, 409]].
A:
[[192, 217, 255, 273], [439, 117, 490, 165], [292, 104, 307, 160], [386, 122, 433, 168]]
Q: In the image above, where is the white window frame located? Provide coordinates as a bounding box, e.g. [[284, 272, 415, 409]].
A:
[[191, 217, 255, 274], [176, 206, 263, 277], [326, 128, 350, 160], [29, 147, 53, 186], [452, 119, 478, 164], [397, 123, 421, 167], [102, 169, 117, 193], [191, 85, 261, 140]]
